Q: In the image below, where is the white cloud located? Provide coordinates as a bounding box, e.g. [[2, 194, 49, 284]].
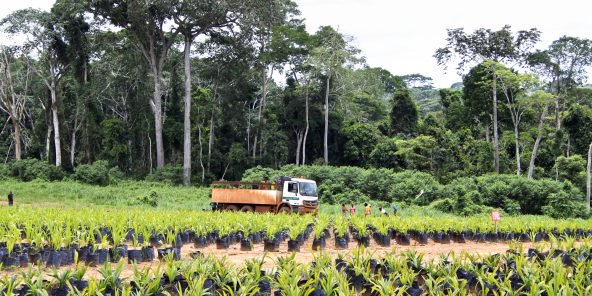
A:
[[1, 0, 591, 88], [0, 0, 53, 18], [296, 0, 592, 87]]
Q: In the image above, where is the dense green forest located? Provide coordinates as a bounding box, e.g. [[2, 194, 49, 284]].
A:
[[1, 1, 592, 215]]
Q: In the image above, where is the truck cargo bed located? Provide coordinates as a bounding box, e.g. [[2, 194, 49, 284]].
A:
[[211, 188, 282, 205]]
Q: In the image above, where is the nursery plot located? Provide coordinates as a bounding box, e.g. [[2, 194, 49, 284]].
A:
[[1, 207, 591, 295], [1, 241, 591, 296], [0, 207, 590, 272]]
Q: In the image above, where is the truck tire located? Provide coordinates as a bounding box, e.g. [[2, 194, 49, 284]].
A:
[[278, 206, 292, 214], [240, 205, 254, 212], [225, 205, 239, 212]]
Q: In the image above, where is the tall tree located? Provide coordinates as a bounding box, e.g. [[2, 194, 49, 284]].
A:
[[390, 88, 418, 136], [90, 0, 180, 169], [527, 36, 592, 130], [485, 60, 538, 175], [308, 26, 360, 164], [527, 90, 554, 178], [0, 47, 30, 161], [173, 0, 240, 186], [52, 0, 93, 168], [1, 9, 71, 166], [242, 0, 300, 160], [434, 25, 540, 173]]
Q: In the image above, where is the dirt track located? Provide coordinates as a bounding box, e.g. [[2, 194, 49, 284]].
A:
[[1, 235, 536, 280], [190, 237, 533, 269]]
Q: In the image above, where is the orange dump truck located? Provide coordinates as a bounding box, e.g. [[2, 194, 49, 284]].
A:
[[211, 177, 319, 214]]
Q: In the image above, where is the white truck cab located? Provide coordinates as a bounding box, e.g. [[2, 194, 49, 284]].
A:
[[280, 177, 319, 213]]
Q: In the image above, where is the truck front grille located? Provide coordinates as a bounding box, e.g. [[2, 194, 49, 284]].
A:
[[304, 200, 318, 208]]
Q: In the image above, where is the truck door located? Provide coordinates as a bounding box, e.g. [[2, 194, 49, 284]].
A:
[[283, 182, 299, 202]]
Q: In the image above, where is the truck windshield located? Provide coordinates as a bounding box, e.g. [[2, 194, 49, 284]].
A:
[[299, 182, 317, 197]]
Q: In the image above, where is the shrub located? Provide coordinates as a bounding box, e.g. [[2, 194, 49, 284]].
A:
[[145, 165, 183, 185], [0, 164, 8, 180], [10, 159, 65, 181], [243, 165, 585, 218], [134, 190, 159, 207], [542, 190, 589, 219], [73, 160, 110, 186], [387, 171, 442, 205], [108, 166, 125, 182], [429, 198, 454, 212], [337, 189, 370, 205], [241, 165, 277, 182]]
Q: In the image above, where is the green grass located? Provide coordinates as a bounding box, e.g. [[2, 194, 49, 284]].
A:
[[0, 178, 212, 210], [0, 178, 455, 216]]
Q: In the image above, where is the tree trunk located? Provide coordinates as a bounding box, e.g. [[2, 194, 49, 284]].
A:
[[302, 86, 309, 165], [10, 115, 21, 161], [148, 134, 153, 174], [253, 67, 269, 160], [555, 96, 560, 130], [70, 127, 76, 167], [324, 75, 330, 164], [182, 37, 192, 186], [528, 102, 549, 179], [485, 122, 490, 143], [198, 124, 205, 183], [587, 142, 591, 213], [151, 73, 165, 169], [50, 87, 62, 167], [45, 123, 52, 162], [207, 112, 214, 173], [492, 76, 500, 173], [514, 123, 520, 176], [295, 130, 303, 166]]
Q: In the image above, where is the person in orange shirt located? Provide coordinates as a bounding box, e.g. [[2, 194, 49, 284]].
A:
[[364, 203, 371, 216], [261, 177, 268, 190]]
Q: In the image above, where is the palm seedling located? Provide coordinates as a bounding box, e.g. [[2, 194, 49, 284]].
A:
[[98, 260, 125, 295]]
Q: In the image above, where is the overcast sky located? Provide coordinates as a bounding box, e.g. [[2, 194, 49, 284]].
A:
[[2, 0, 591, 88]]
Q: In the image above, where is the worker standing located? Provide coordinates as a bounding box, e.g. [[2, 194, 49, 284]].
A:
[[341, 204, 347, 216], [364, 203, 371, 216], [7, 191, 13, 206], [349, 204, 356, 216], [261, 177, 268, 190], [392, 204, 399, 216]]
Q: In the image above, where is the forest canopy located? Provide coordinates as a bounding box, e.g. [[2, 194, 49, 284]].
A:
[[1, 1, 592, 216]]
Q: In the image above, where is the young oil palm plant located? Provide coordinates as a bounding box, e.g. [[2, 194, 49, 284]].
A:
[[98, 260, 125, 295], [273, 264, 315, 296]]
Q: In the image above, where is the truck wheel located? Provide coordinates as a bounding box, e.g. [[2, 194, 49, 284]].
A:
[[240, 205, 254, 212], [278, 206, 292, 214], [225, 205, 239, 212]]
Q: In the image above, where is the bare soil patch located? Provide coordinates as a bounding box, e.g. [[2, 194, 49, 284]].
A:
[[1, 235, 533, 280]]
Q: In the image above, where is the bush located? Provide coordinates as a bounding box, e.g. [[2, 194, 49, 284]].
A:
[[444, 174, 581, 215], [241, 165, 277, 183], [134, 190, 159, 207], [108, 166, 125, 182], [542, 190, 589, 219], [0, 164, 8, 180], [429, 198, 454, 212], [10, 159, 65, 181], [387, 171, 442, 205], [73, 160, 111, 186], [244, 165, 441, 205], [145, 165, 183, 185]]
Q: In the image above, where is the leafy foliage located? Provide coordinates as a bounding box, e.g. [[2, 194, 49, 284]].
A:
[[9, 159, 65, 182], [73, 160, 111, 186]]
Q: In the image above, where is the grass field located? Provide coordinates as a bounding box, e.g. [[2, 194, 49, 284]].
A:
[[0, 179, 212, 210], [0, 178, 443, 216]]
